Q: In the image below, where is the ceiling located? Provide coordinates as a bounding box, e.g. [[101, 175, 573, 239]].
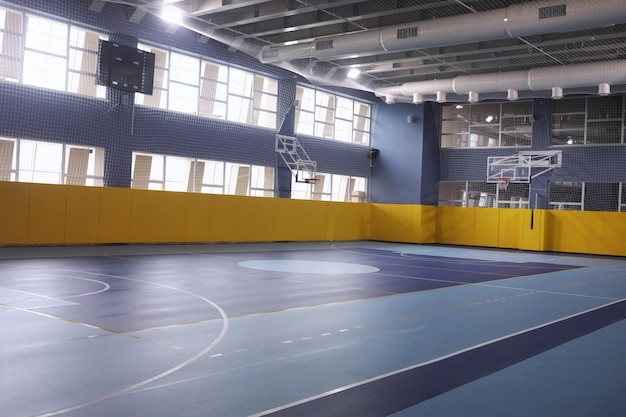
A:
[[98, 0, 626, 102]]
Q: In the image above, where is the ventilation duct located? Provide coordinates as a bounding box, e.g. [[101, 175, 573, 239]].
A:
[[375, 60, 626, 103], [258, 0, 626, 63]]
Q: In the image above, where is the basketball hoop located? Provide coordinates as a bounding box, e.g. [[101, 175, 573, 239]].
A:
[[303, 178, 318, 184], [497, 177, 511, 191]]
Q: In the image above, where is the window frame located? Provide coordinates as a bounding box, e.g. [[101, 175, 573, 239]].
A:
[[131, 152, 276, 197], [295, 85, 372, 146], [0, 136, 104, 186]]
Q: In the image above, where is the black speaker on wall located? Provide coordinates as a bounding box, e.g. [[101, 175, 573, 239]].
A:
[[97, 40, 155, 95]]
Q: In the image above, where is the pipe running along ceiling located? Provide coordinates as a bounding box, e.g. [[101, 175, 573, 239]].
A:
[[96, 0, 626, 103]]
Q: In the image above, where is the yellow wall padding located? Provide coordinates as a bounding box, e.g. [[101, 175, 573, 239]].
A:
[[601, 212, 626, 256], [0, 181, 29, 245], [28, 183, 66, 245], [185, 192, 213, 242], [436, 206, 476, 246], [0, 182, 625, 257], [497, 208, 522, 249], [545, 210, 606, 255], [369, 204, 436, 243], [99, 187, 132, 244], [65, 185, 101, 244]]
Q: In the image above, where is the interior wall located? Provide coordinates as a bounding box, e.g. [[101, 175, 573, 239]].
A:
[[1, 181, 623, 257], [370, 102, 433, 204], [0, 182, 371, 245]]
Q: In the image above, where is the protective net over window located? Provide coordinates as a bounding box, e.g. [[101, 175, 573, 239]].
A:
[[437, 94, 626, 212], [0, 2, 372, 201]]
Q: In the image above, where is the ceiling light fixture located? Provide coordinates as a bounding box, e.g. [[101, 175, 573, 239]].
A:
[[160, 6, 184, 24], [347, 68, 361, 79]]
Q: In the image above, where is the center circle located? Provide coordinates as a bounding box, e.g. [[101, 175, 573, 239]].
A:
[[238, 260, 379, 274]]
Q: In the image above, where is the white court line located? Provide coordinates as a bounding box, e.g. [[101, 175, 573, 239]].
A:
[[62, 277, 111, 298], [0, 286, 78, 309], [373, 270, 623, 301], [247, 297, 626, 417], [33, 271, 230, 417]]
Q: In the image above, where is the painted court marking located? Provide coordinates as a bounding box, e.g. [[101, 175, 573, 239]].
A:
[[32, 270, 231, 417], [238, 260, 379, 274], [247, 298, 626, 417]]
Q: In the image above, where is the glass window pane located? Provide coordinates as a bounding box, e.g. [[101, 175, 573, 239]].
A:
[[0, 138, 16, 181], [229, 68, 253, 97], [336, 97, 353, 120], [296, 110, 314, 136], [257, 92, 277, 111], [335, 119, 353, 142], [23, 51, 66, 90], [164, 156, 192, 192], [255, 75, 277, 94], [19, 140, 63, 184], [169, 83, 198, 114], [224, 162, 249, 195], [227, 96, 251, 123], [254, 110, 277, 129], [297, 86, 315, 112], [202, 61, 227, 83], [25, 16, 67, 56], [169, 52, 199, 84]]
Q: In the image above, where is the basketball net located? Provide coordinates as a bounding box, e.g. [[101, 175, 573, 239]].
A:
[[497, 177, 511, 191]]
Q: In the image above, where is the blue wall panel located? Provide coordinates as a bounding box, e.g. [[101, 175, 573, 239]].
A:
[[370, 102, 431, 204]]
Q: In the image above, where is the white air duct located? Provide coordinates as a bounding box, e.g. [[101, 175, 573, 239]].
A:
[[258, 0, 626, 64], [375, 60, 626, 103], [468, 91, 479, 104]]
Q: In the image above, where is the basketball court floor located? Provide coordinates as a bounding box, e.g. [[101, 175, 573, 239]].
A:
[[1, 241, 625, 417]]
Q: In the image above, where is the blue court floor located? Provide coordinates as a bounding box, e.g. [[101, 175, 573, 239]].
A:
[[1, 241, 625, 417]]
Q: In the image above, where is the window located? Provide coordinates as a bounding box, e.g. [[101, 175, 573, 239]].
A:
[[199, 61, 227, 118], [135, 43, 169, 108], [438, 181, 529, 208], [131, 152, 275, 197], [0, 137, 104, 186], [548, 181, 623, 211], [0, 7, 108, 97], [168, 52, 199, 114], [252, 75, 278, 129], [0, 6, 22, 82], [68, 26, 108, 97], [134, 45, 278, 128], [295, 85, 371, 145], [291, 172, 367, 202], [551, 96, 625, 145], [441, 102, 533, 148]]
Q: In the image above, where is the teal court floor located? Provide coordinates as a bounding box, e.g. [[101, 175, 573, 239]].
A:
[[1, 241, 625, 417]]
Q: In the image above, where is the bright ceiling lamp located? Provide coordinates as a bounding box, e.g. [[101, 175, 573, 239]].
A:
[[160, 5, 184, 24], [347, 68, 361, 79]]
